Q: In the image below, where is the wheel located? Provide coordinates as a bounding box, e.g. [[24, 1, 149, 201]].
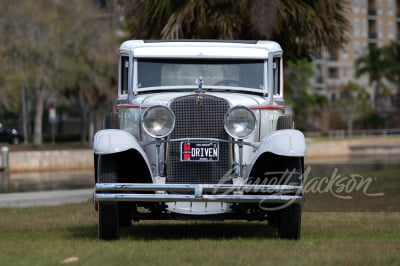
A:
[[11, 137, 19, 144], [101, 112, 131, 228], [276, 115, 294, 130], [278, 202, 302, 240], [277, 157, 303, 240], [97, 155, 120, 240], [118, 203, 132, 228], [98, 201, 120, 240]]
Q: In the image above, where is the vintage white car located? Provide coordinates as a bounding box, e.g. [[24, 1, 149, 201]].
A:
[[93, 40, 306, 240]]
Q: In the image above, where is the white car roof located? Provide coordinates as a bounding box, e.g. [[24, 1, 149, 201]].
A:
[[119, 40, 282, 59]]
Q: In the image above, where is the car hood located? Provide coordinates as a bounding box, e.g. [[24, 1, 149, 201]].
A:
[[132, 91, 277, 108]]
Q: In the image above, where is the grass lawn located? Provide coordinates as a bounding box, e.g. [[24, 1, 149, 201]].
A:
[[0, 168, 399, 265], [1, 202, 399, 266]]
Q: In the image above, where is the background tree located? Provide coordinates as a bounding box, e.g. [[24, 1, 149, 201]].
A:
[[58, 0, 117, 144], [284, 59, 314, 123], [123, 0, 349, 129], [336, 82, 372, 136], [273, 0, 349, 61], [125, 0, 350, 61], [0, 0, 117, 146], [355, 46, 387, 111], [127, 0, 248, 39], [0, 1, 39, 143], [383, 41, 400, 110], [284, 58, 328, 130]]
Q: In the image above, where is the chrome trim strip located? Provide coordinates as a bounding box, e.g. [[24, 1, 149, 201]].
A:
[[95, 183, 301, 193], [94, 183, 303, 203], [95, 193, 302, 203]]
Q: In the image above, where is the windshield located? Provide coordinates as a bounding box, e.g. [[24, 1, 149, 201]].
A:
[[137, 59, 264, 92]]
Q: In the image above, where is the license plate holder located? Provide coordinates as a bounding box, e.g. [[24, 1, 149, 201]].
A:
[[180, 142, 219, 162]]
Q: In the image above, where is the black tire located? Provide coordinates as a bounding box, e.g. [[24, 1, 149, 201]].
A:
[[277, 116, 294, 130], [278, 202, 302, 240], [97, 155, 120, 240], [278, 157, 303, 240], [118, 203, 132, 228], [11, 137, 19, 145], [102, 112, 131, 228], [98, 202, 120, 240]]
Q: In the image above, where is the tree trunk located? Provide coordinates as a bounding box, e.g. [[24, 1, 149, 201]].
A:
[[374, 82, 381, 111], [80, 104, 88, 145], [89, 110, 95, 147], [397, 86, 400, 127], [20, 86, 28, 144], [33, 88, 46, 147], [347, 113, 353, 138]]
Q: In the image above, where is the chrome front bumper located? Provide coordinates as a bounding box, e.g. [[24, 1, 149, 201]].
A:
[[94, 183, 303, 203]]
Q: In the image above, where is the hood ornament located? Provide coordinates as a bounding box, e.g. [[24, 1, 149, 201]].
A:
[[195, 76, 205, 106], [195, 76, 206, 94]]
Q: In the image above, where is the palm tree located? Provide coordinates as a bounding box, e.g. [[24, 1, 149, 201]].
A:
[[355, 46, 387, 110], [273, 0, 350, 60], [338, 82, 372, 136], [127, 0, 248, 39], [383, 41, 400, 110], [125, 0, 349, 61]]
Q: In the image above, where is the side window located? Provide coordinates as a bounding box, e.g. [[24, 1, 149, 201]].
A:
[[273, 57, 281, 95], [120, 56, 129, 95]]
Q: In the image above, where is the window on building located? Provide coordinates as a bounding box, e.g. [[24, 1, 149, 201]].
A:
[[353, 0, 359, 11], [315, 64, 323, 84], [362, 0, 367, 12], [388, 0, 393, 15], [354, 42, 361, 57], [378, 21, 383, 38], [368, 20, 377, 39], [342, 44, 349, 59], [389, 22, 394, 39], [363, 20, 368, 37], [354, 19, 360, 37], [378, 0, 382, 13], [328, 67, 339, 79], [329, 49, 339, 60], [342, 67, 349, 79]]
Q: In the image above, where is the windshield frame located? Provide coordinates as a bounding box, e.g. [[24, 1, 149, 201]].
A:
[[133, 58, 267, 95]]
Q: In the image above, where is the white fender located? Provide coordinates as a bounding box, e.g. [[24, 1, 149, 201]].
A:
[[253, 129, 306, 158], [94, 129, 143, 154], [93, 129, 154, 181]]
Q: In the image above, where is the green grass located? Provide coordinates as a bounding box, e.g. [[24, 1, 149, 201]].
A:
[[1, 168, 400, 265], [304, 169, 400, 212], [0, 201, 399, 266]]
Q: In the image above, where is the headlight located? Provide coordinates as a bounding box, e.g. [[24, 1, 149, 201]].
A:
[[142, 105, 175, 138], [224, 106, 256, 139]]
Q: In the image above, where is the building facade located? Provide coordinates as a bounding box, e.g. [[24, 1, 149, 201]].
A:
[[312, 0, 399, 109]]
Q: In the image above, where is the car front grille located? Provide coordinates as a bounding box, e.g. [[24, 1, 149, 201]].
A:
[[167, 95, 231, 184]]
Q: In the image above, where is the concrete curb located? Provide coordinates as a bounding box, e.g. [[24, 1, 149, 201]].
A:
[[0, 189, 93, 208], [306, 137, 400, 160], [8, 149, 93, 172]]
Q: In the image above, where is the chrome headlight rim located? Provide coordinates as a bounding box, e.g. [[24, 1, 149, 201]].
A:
[[141, 105, 175, 138], [224, 105, 257, 139]]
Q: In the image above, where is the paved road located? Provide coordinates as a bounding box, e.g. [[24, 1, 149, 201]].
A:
[[0, 189, 93, 208]]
